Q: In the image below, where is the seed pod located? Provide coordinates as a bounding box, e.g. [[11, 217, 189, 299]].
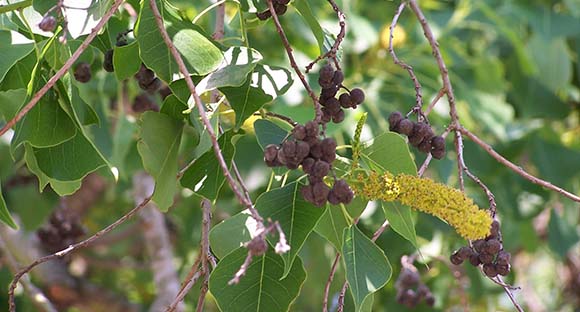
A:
[[305, 121, 319, 138], [311, 160, 330, 178], [324, 98, 341, 114], [496, 250, 511, 265], [318, 77, 335, 89], [431, 148, 445, 160], [293, 125, 306, 140], [473, 239, 486, 253], [489, 220, 501, 239]]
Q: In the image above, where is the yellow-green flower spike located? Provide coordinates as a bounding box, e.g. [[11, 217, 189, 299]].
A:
[[353, 171, 492, 240]]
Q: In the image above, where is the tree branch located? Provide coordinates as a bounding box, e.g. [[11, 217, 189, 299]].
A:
[[0, 0, 32, 14]]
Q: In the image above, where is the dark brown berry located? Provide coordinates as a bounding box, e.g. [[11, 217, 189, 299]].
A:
[[490, 220, 500, 239], [479, 252, 494, 264], [473, 239, 485, 253], [39, 16, 57, 32], [431, 136, 445, 150], [350, 88, 365, 104], [486, 239, 502, 254], [324, 98, 341, 114], [274, 3, 287, 15], [418, 138, 433, 153], [293, 125, 306, 140], [256, 10, 271, 20], [397, 119, 414, 136], [132, 93, 159, 112], [329, 179, 354, 205], [431, 148, 445, 160], [332, 70, 344, 85], [450, 252, 463, 265], [319, 64, 334, 82], [74, 62, 92, 83], [332, 109, 345, 123], [305, 121, 319, 138], [388, 111, 403, 130], [103, 49, 114, 72], [496, 251, 511, 265], [311, 160, 330, 178], [275, 0, 291, 5], [496, 263, 510, 276], [339, 93, 352, 108], [398, 268, 419, 287], [469, 254, 481, 266], [264, 144, 280, 167], [483, 263, 498, 277], [135, 64, 156, 86], [425, 293, 435, 307], [458, 246, 474, 259]]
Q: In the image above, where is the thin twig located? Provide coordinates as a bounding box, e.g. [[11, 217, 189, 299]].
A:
[[8, 194, 152, 312], [0, 235, 57, 312], [165, 259, 202, 312], [196, 199, 213, 312], [459, 127, 580, 202], [371, 219, 390, 242], [424, 87, 446, 116], [148, 0, 264, 224], [457, 154, 497, 217], [265, 0, 320, 122], [0, 0, 125, 138], [336, 281, 349, 312], [305, 0, 346, 72], [388, 1, 424, 119], [228, 252, 253, 285], [322, 253, 341, 312]]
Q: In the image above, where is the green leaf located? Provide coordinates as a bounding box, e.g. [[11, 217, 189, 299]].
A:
[[548, 209, 580, 258], [137, 112, 184, 211], [293, 0, 325, 54], [23, 143, 82, 195], [195, 46, 261, 95], [254, 119, 289, 149], [528, 36, 572, 92], [209, 247, 306, 312], [0, 88, 26, 121], [382, 202, 418, 249], [111, 116, 138, 180], [257, 182, 325, 278], [113, 41, 141, 81], [342, 225, 392, 312], [0, 184, 18, 229], [11, 88, 77, 150], [0, 31, 34, 82], [135, 0, 222, 83], [0, 49, 36, 91], [362, 132, 416, 175], [209, 211, 255, 259], [32, 132, 107, 181], [221, 79, 273, 130], [315, 205, 350, 250], [181, 131, 236, 200], [253, 64, 294, 97]]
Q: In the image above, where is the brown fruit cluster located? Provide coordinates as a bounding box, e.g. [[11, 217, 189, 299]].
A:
[[395, 267, 435, 308], [318, 64, 365, 124], [37, 210, 85, 254], [135, 64, 162, 93], [74, 62, 92, 83], [388, 111, 445, 159], [38, 15, 57, 32], [263, 121, 353, 207], [450, 220, 511, 278], [256, 0, 290, 20], [132, 93, 159, 113]]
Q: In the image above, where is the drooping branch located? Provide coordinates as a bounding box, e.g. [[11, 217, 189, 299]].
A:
[[459, 127, 580, 203], [0, 0, 126, 138]]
